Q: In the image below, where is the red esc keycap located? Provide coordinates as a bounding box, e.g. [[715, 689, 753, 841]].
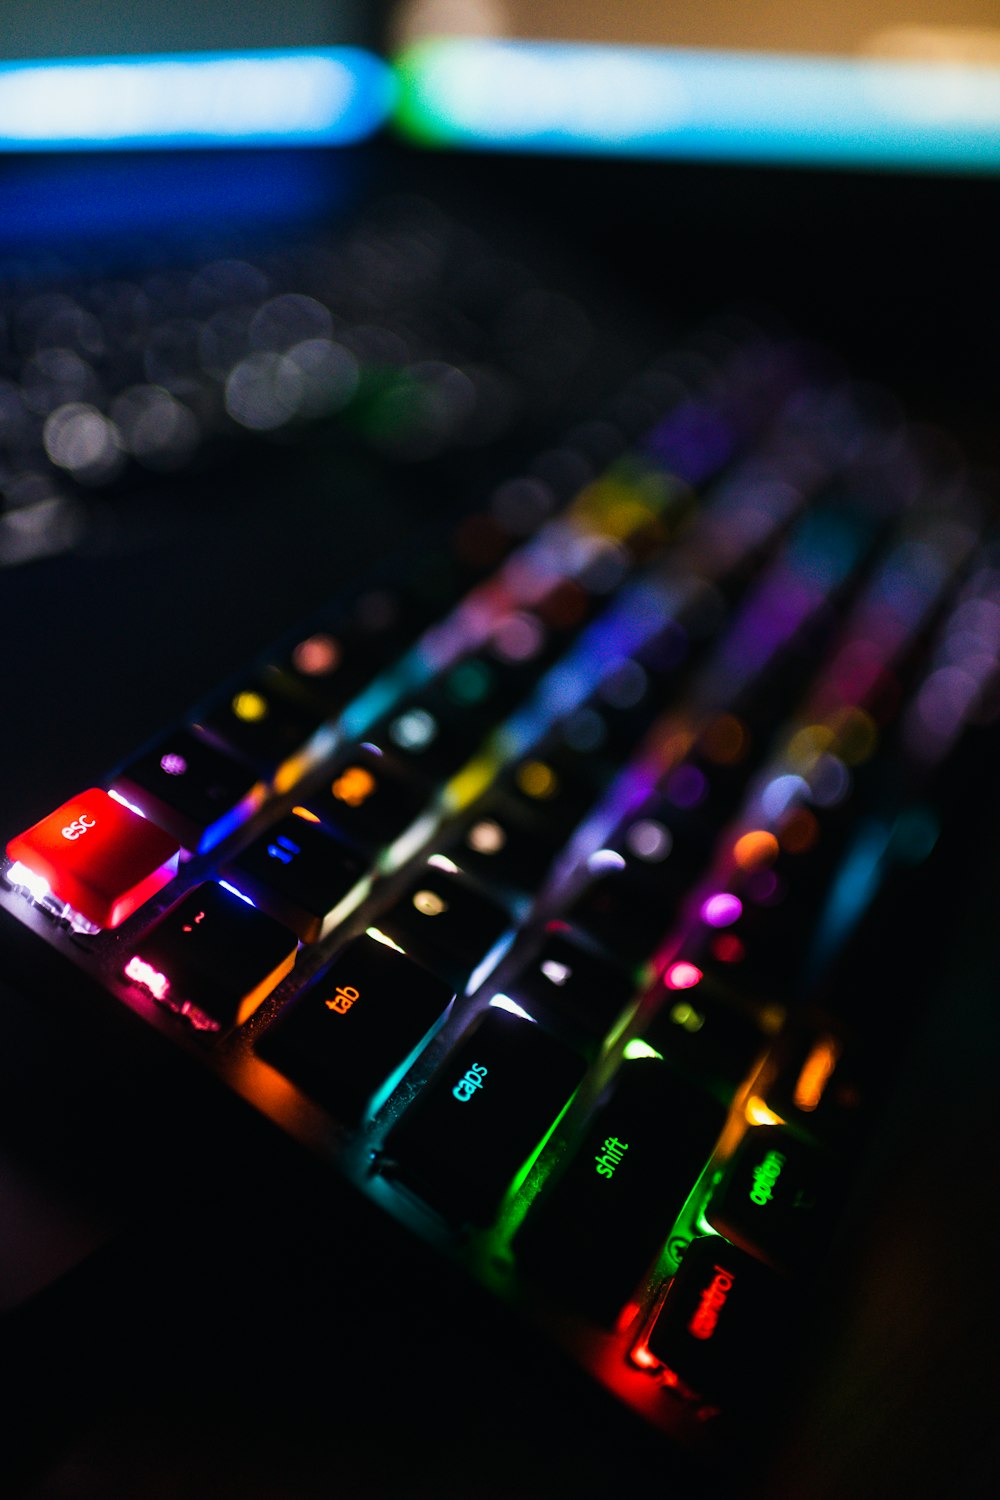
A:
[[5, 788, 180, 930]]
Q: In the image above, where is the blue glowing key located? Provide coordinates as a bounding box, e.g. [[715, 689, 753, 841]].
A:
[[0, 48, 395, 152], [221, 810, 367, 943], [379, 1003, 585, 1226]]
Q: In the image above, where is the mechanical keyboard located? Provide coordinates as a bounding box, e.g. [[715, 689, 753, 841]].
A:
[[3, 194, 999, 1497]]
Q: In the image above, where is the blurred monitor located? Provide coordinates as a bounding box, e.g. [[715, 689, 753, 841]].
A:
[[389, 0, 1000, 173], [0, 2, 997, 172]]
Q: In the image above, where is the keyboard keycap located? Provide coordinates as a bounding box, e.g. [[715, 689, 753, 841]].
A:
[[254, 933, 455, 1122], [5, 788, 179, 931], [564, 860, 687, 964], [564, 797, 722, 959], [514, 1055, 727, 1324], [501, 747, 603, 838], [367, 682, 493, 781], [309, 744, 430, 860], [194, 667, 328, 782], [643, 964, 775, 1098], [701, 1125, 838, 1272], [504, 924, 638, 1050], [753, 1019, 868, 1146], [221, 810, 368, 942], [123, 880, 297, 1032], [641, 1234, 785, 1403], [444, 790, 570, 896], [379, 1002, 586, 1226], [269, 610, 400, 713], [110, 728, 265, 853], [367, 858, 513, 993]]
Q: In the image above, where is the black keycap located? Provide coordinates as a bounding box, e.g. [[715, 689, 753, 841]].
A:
[[564, 783, 731, 962], [379, 1003, 586, 1226], [444, 790, 571, 896], [657, 742, 757, 835], [514, 1055, 727, 1324], [754, 1019, 869, 1147], [368, 858, 513, 993], [222, 811, 367, 942], [702, 1125, 838, 1272], [612, 795, 718, 887], [111, 727, 264, 853], [500, 746, 604, 838], [309, 744, 430, 860], [366, 680, 489, 781], [255, 933, 455, 1123], [269, 613, 394, 714], [438, 653, 522, 719], [194, 667, 329, 780], [123, 880, 298, 1033], [642, 964, 774, 1099], [504, 924, 639, 1051], [643, 1235, 785, 1403], [561, 789, 723, 957], [279, 578, 439, 705], [563, 859, 688, 964]]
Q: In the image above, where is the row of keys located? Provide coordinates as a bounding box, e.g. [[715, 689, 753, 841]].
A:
[[4, 330, 808, 939]]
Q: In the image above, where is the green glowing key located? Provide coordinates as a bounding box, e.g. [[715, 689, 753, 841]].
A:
[[513, 1053, 726, 1325]]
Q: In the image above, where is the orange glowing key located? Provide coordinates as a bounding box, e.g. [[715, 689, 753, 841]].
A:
[[6, 788, 180, 930]]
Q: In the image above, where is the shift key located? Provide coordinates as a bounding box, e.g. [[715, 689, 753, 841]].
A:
[[513, 1054, 727, 1325], [380, 1003, 586, 1228]]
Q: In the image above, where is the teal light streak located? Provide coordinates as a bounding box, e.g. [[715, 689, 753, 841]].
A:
[[395, 38, 1000, 174]]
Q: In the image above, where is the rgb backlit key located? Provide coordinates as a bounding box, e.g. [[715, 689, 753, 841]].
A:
[[702, 1125, 838, 1272], [221, 810, 367, 943], [5, 788, 179, 930], [255, 933, 455, 1122], [111, 728, 265, 853], [310, 744, 429, 860], [379, 1001, 586, 1226], [641, 1234, 785, 1404], [504, 925, 637, 1052], [124, 880, 297, 1032], [368, 858, 513, 993], [514, 1054, 727, 1324], [194, 667, 328, 782], [444, 791, 568, 896]]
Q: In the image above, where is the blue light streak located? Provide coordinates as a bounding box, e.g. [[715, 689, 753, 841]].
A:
[[0, 48, 395, 151]]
